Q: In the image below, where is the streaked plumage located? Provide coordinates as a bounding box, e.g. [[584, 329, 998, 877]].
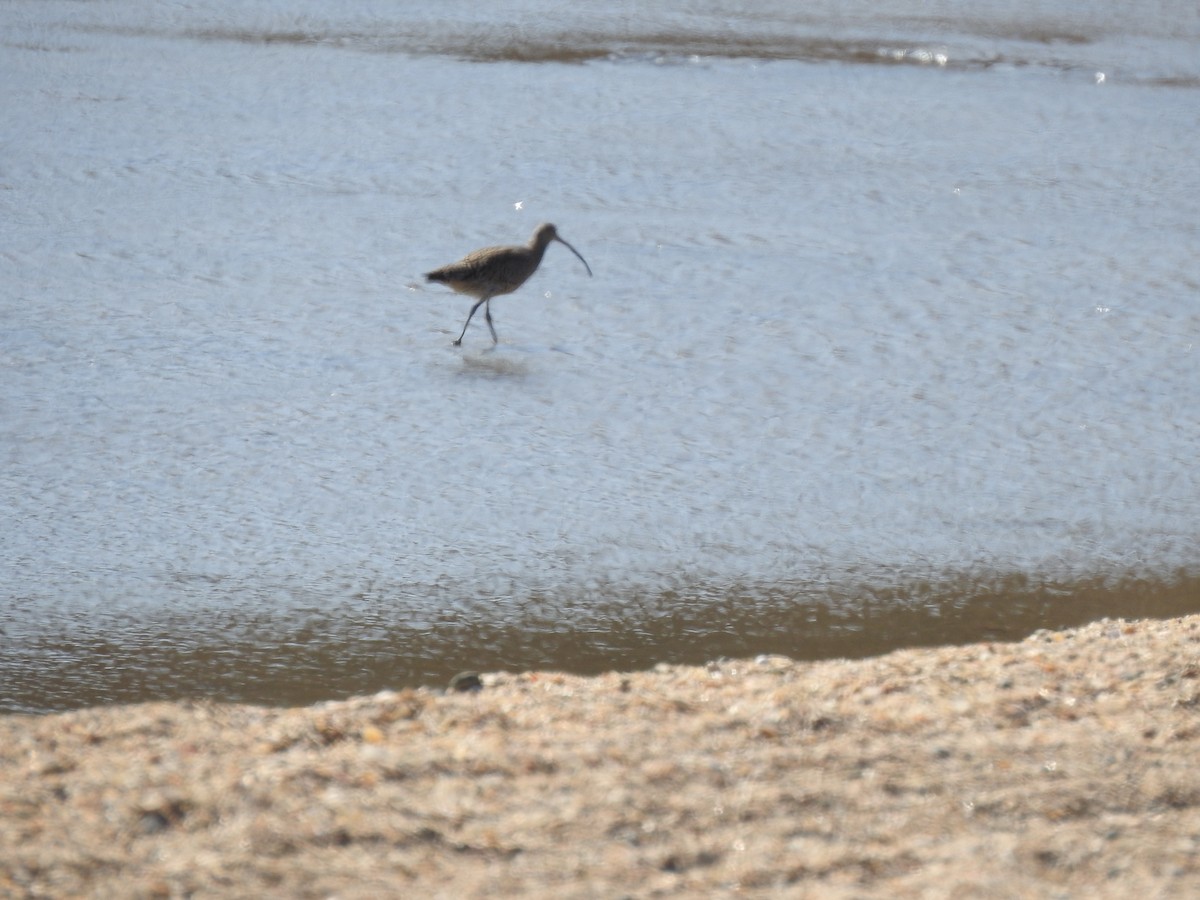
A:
[[425, 223, 592, 346]]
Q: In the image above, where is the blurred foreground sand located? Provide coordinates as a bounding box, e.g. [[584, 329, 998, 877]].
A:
[[4, 615, 1199, 898]]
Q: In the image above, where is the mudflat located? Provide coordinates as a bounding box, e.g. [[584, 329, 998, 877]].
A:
[[3, 615, 1199, 898]]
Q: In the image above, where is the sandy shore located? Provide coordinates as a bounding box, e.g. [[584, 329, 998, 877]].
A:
[[3, 614, 1200, 898]]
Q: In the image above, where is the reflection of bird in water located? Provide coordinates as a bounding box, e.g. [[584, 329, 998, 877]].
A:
[[426, 223, 592, 346]]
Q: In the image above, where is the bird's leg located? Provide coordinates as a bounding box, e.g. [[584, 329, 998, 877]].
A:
[[454, 298, 487, 346], [484, 300, 498, 345]]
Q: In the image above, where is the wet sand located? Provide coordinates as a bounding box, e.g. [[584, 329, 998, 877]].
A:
[[3, 614, 1200, 898]]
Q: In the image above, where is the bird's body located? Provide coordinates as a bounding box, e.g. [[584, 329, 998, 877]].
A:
[[425, 223, 592, 346]]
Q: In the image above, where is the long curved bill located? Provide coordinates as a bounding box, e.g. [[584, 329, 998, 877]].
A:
[[555, 236, 593, 277]]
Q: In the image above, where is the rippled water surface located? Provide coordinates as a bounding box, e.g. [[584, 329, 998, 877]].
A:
[[3, 0, 1198, 712]]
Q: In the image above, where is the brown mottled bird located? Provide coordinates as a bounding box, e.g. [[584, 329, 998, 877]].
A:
[[425, 223, 592, 346]]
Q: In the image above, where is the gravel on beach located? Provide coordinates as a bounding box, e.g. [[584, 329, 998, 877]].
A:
[[3, 614, 1200, 898]]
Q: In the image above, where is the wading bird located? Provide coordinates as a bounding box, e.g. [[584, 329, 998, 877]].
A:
[[425, 223, 592, 346]]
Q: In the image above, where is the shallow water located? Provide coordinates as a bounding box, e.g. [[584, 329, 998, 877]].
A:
[[2, 0, 1198, 712]]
